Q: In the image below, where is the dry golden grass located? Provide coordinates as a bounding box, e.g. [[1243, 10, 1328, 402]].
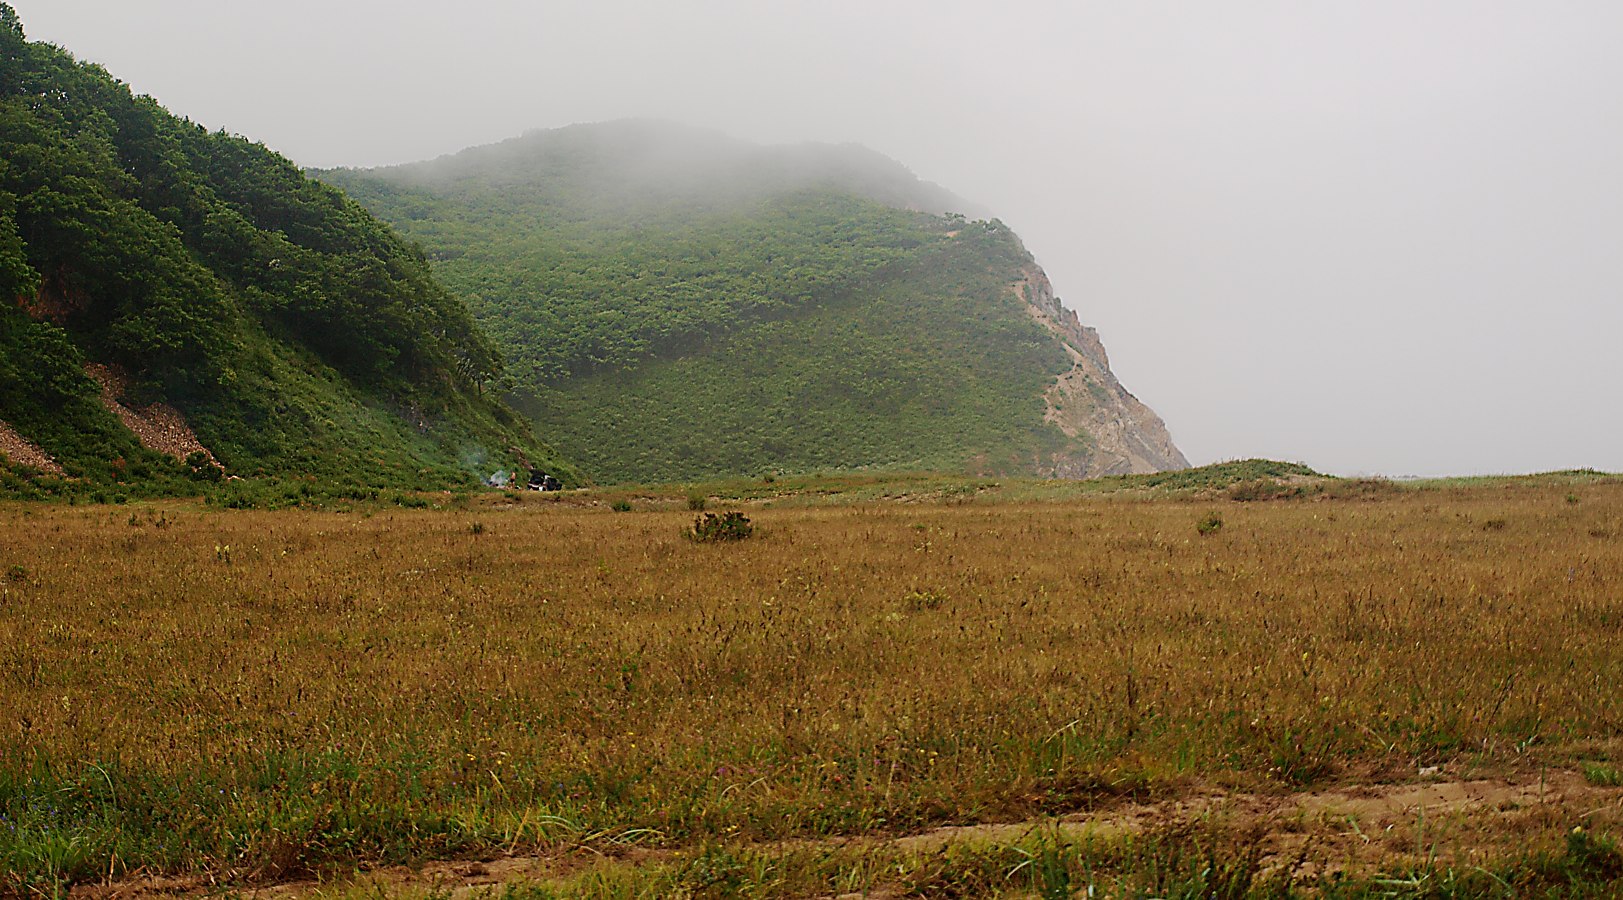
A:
[[2, 476, 1621, 894]]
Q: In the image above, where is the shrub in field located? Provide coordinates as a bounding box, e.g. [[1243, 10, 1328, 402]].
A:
[[904, 589, 948, 611], [1555, 828, 1623, 883], [687, 493, 708, 511], [611, 500, 634, 512], [1321, 478, 1403, 501], [1225, 479, 1298, 502], [1583, 762, 1622, 787], [1196, 514, 1224, 536], [689, 511, 753, 542], [185, 451, 222, 483]]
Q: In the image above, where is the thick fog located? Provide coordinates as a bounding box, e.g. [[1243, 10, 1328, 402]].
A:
[[15, 1, 1623, 476]]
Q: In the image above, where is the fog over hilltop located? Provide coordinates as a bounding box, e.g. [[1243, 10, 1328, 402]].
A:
[[360, 119, 987, 218], [15, 1, 1623, 476]]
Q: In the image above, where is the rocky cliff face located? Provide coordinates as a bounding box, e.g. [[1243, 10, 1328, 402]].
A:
[[1013, 265, 1189, 477]]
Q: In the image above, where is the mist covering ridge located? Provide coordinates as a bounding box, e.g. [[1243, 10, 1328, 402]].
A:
[[320, 120, 1185, 484], [320, 119, 988, 219]]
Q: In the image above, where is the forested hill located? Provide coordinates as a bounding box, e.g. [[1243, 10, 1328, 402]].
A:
[[0, 6, 572, 498], [321, 122, 1187, 484], [320, 124, 1187, 483]]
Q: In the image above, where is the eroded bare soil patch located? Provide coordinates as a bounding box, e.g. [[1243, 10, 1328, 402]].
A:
[[69, 770, 1622, 898], [0, 417, 62, 475], [83, 364, 217, 465]]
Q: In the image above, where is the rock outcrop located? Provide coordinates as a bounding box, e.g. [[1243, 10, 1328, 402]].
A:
[[1013, 265, 1189, 477], [84, 364, 219, 467], [0, 419, 63, 475]]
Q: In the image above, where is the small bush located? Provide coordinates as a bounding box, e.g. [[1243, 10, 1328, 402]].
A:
[[1225, 479, 1298, 502], [904, 589, 948, 611], [1196, 514, 1224, 536], [185, 451, 222, 483], [689, 511, 753, 542], [611, 500, 633, 513], [687, 493, 708, 511], [1562, 828, 1623, 882], [1322, 478, 1403, 501], [1582, 761, 1622, 787]]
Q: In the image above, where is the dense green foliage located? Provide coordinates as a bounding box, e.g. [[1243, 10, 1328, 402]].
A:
[[0, 305, 194, 495], [512, 222, 1076, 481], [321, 122, 1090, 483], [0, 8, 571, 492], [390, 190, 934, 384]]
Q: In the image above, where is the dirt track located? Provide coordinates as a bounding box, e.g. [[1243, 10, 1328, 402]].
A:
[[67, 769, 1622, 898]]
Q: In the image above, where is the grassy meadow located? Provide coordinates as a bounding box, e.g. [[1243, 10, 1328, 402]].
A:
[[2, 470, 1621, 896]]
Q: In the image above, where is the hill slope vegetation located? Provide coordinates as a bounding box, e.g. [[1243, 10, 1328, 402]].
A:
[[0, 6, 572, 498], [320, 121, 1186, 484]]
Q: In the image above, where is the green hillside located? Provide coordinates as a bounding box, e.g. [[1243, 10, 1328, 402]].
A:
[[0, 7, 573, 499], [320, 122, 1096, 483]]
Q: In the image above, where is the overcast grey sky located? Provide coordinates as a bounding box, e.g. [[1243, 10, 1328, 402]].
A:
[[14, 1, 1623, 476]]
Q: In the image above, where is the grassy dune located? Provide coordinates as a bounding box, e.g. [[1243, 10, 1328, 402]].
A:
[[2, 474, 1621, 895]]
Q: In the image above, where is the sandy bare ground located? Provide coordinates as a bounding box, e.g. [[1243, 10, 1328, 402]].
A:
[[0, 418, 63, 475], [65, 769, 1622, 898]]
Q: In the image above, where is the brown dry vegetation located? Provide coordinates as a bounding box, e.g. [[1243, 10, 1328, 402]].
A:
[[2, 477, 1621, 896]]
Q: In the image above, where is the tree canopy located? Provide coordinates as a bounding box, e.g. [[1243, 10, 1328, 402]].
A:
[[0, 5, 570, 493], [323, 123, 1087, 483]]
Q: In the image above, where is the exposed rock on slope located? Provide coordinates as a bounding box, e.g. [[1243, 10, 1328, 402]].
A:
[[1014, 265, 1189, 477], [0, 419, 62, 475], [84, 364, 218, 466]]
